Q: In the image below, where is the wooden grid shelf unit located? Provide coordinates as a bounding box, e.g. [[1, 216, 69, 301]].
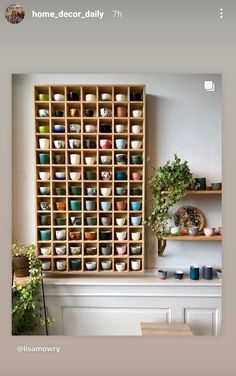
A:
[[34, 84, 146, 274]]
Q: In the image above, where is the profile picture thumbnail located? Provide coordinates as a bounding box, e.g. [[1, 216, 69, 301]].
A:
[[5, 4, 25, 24]]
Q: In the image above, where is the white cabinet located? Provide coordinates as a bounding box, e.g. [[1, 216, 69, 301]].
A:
[[42, 274, 221, 336]]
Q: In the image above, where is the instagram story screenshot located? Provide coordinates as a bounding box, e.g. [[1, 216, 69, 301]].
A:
[[0, 0, 235, 375]]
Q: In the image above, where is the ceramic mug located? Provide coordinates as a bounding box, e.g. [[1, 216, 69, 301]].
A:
[[39, 109, 49, 117], [131, 259, 141, 271], [100, 108, 112, 117], [69, 123, 80, 133], [55, 229, 66, 240], [39, 138, 50, 149], [115, 124, 125, 133], [69, 139, 80, 149], [54, 140, 65, 149], [70, 154, 80, 165]]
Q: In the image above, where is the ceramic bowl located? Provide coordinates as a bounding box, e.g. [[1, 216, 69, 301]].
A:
[[115, 262, 126, 272], [115, 94, 126, 102], [211, 182, 222, 190], [174, 271, 184, 280], [101, 187, 112, 196], [131, 140, 142, 149], [101, 260, 112, 270], [68, 91, 80, 101], [39, 172, 50, 180], [100, 231, 112, 240], [55, 217, 66, 226], [85, 109, 94, 117], [101, 171, 112, 180], [116, 231, 127, 241], [69, 200, 81, 211], [41, 261, 51, 271], [204, 227, 215, 237], [39, 126, 50, 133], [85, 94, 96, 102], [115, 139, 127, 149], [158, 269, 168, 279], [171, 226, 181, 235], [116, 245, 126, 255], [116, 186, 127, 195], [131, 216, 142, 226], [70, 216, 81, 226], [132, 110, 142, 118], [216, 269, 222, 279], [115, 171, 127, 180], [85, 157, 95, 165], [101, 245, 112, 255], [38, 94, 49, 101], [84, 139, 96, 149], [56, 260, 66, 271], [101, 201, 112, 211], [116, 217, 126, 226], [131, 155, 142, 164], [54, 110, 64, 117], [53, 93, 65, 101], [39, 109, 49, 117], [40, 215, 51, 225], [55, 246, 66, 255], [132, 172, 142, 180], [54, 140, 65, 149], [39, 138, 50, 149], [40, 246, 51, 256], [115, 124, 125, 133], [70, 186, 81, 195], [39, 186, 50, 195], [188, 227, 199, 236], [69, 139, 80, 149], [131, 125, 141, 134], [100, 108, 112, 117], [131, 259, 141, 271], [130, 92, 142, 101], [100, 124, 112, 133], [70, 259, 81, 271], [116, 106, 127, 117], [85, 261, 97, 271], [130, 201, 141, 211], [116, 153, 127, 165], [85, 216, 96, 226], [85, 171, 96, 180], [70, 154, 80, 165], [100, 155, 112, 165], [69, 123, 80, 133], [100, 139, 112, 149], [38, 153, 50, 165], [55, 171, 65, 180], [101, 93, 112, 101], [55, 187, 66, 195], [116, 201, 126, 211], [40, 201, 50, 211], [70, 246, 81, 255], [69, 172, 81, 181], [55, 229, 66, 241], [54, 125, 65, 133], [85, 124, 95, 133], [55, 202, 66, 211], [54, 154, 65, 164], [101, 216, 111, 226], [69, 231, 81, 240], [86, 187, 96, 196], [131, 232, 141, 241], [85, 247, 97, 256], [85, 231, 96, 241], [85, 200, 96, 211], [130, 187, 142, 195], [130, 246, 142, 255], [40, 230, 51, 241]]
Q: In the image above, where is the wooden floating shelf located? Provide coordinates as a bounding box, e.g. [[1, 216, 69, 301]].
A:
[[34, 84, 146, 274], [161, 189, 222, 195], [163, 235, 222, 241]]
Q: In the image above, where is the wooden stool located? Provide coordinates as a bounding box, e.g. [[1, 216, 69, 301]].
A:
[[140, 322, 193, 336]]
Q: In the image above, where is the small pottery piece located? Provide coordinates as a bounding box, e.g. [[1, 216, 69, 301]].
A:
[[70, 186, 81, 195], [55, 246, 66, 255], [40, 214, 51, 226], [116, 245, 126, 255], [116, 106, 127, 117], [55, 187, 66, 195], [174, 271, 184, 280], [115, 171, 127, 180], [70, 154, 80, 165], [130, 216, 142, 226], [115, 124, 125, 133], [202, 265, 213, 280], [115, 94, 126, 102], [100, 108, 112, 117], [100, 231, 112, 240], [54, 154, 65, 164], [85, 200, 96, 211], [55, 202, 66, 211], [85, 216, 97, 226], [85, 261, 96, 271], [69, 172, 81, 180], [101, 187, 112, 196], [70, 200, 81, 211], [101, 201, 112, 211], [132, 172, 142, 181], [85, 247, 97, 256], [130, 187, 142, 195], [116, 231, 126, 241], [216, 269, 222, 279], [86, 187, 96, 196], [115, 139, 127, 149], [39, 186, 50, 195], [85, 94, 96, 102], [85, 109, 94, 117], [190, 265, 200, 280], [39, 171, 50, 181], [53, 94, 64, 101], [131, 140, 142, 149], [100, 124, 112, 133], [130, 246, 142, 255], [68, 91, 80, 101], [40, 201, 50, 211], [55, 229, 66, 241], [204, 227, 215, 237], [39, 109, 49, 117], [85, 231, 96, 241], [70, 259, 81, 271], [187, 226, 199, 236], [101, 260, 112, 270], [54, 140, 65, 149], [40, 247, 51, 256], [54, 110, 64, 117], [53, 125, 65, 133], [85, 124, 95, 133], [131, 125, 141, 134], [131, 155, 142, 164], [101, 171, 112, 180], [100, 155, 112, 165], [69, 108, 79, 117], [115, 262, 126, 272], [101, 245, 112, 255], [116, 153, 127, 165], [130, 92, 142, 101], [158, 269, 168, 279], [69, 139, 80, 149], [85, 171, 96, 180], [69, 123, 80, 133], [131, 259, 141, 271], [100, 139, 112, 149], [211, 182, 222, 190], [131, 232, 141, 241], [101, 216, 111, 226], [41, 261, 51, 271], [70, 216, 81, 226], [84, 139, 96, 149], [116, 201, 127, 211], [55, 171, 65, 180], [69, 231, 81, 240], [85, 157, 95, 165], [40, 229, 51, 241], [70, 246, 81, 255], [55, 217, 66, 226], [39, 138, 50, 149], [116, 217, 126, 226], [170, 226, 181, 235], [101, 93, 112, 101], [132, 110, 142, 118], [56, 260, 66, 271], [130, 201, 141, 211], [39, 93, 49, 101], [39, 125, 50, 133]]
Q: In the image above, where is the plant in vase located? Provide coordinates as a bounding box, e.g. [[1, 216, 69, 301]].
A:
[[145, 154, 198, 248], [12, 243, 54, 335]]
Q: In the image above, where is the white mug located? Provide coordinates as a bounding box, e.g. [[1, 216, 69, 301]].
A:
[[39, 109, 49, 117], [131, 259, 141, 271], [54, 140, 65, 149], [131, 125, 141, 134], [115, 124, 125, 133], [100, 108, 111, 117], [70, 154, 80, 165], [132, 110, 142, 118]]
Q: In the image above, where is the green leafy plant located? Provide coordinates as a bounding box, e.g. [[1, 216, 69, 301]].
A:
[[146, 154, 197, 239], [12, 244, 53, 335]]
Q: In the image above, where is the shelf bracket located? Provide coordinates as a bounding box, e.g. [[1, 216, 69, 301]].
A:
[[158, 239, 167, 256]]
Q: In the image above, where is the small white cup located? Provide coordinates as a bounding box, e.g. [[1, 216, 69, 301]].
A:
[[53, 94, 65, 101], [131, 232, 141, 241], [131, 125, 141, 134], [101, 93, 112, 101], [115, 94, 126, 102], [39, 109, 49, 117], [100, 108, 111, 117], [85, 94, 96, 102], [41, 261, 51, 271], [39, 138, 50, 149], [116, 217, 126, 226], [131, 140, 142, 149], [85, 124, 95, 133], [56, 260, 66, 271], [40, 247, 51, 256], [70, 172, 81, 180], [131, 259, 141, 271], [85, 157, 95, 165], [69, 139, 80, 149], [115, 262, 126, 272], [70, 154, 80, 165], [115, 124, 125, 133], [39, 171, 50, 180], [132, 110, 142, 118], [54, 140, 65, 149], [101, 187, 112, 196], [116, 231, 127, 241]]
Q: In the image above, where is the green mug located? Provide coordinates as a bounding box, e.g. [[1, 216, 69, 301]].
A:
[[70, 200, 81, 211], [39, 93, 49, 101], [70, 186, 81, 195], [39, 153, 50, 164]]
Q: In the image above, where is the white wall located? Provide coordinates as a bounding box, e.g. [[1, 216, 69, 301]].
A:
[[12, 73, 221, 270]]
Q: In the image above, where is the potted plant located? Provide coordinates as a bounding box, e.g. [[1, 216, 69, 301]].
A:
[[146, 155, 197, 246], [12, 243, 32, 277], [12, 243, 53, 335]]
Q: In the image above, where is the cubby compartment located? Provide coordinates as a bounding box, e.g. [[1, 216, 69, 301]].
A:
[[35, 84, 145, 274]]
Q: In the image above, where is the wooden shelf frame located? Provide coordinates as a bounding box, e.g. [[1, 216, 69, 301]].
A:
[[34, 84, 146, 274]]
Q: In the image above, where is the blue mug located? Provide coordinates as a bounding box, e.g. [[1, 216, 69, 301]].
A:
[[115, 171, 127, 180], [190, 265, 199, 280], [130, 201, 141, 211], [202, 265, 213, 280]]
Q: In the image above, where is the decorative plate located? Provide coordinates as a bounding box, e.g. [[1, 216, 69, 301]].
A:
[[174, 206, 206, 231]]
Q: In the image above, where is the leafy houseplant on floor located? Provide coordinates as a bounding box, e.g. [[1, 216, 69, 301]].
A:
[[12, 243, 53, 335], [146, 155, 197, 254]]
